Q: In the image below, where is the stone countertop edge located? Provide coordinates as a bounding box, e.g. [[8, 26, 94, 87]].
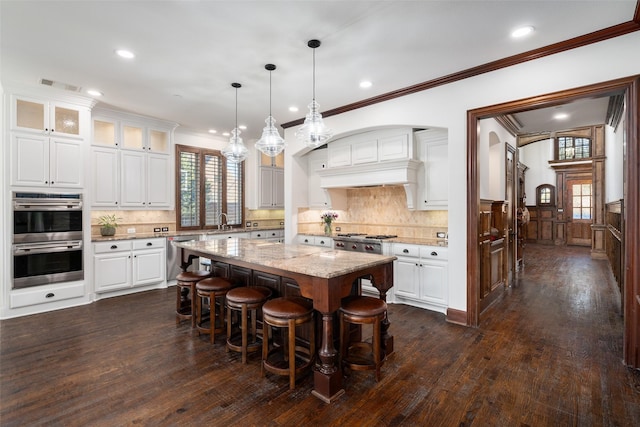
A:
[[301, 233, 448, 247], [91, 227, 283, 242]]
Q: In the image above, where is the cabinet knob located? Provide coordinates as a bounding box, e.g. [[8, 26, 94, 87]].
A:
[[431, 251, 438, 256], [110, 245, 118, 249]]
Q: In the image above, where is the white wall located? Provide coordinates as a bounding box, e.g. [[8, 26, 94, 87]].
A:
[[605, 118, 625, 203], [478, 119, 516, 200], [284, 31, 640, 314], [519, 139, 556, 203]]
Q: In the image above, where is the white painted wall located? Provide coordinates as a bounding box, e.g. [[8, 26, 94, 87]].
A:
[[605, 118, 625, 203], [284, 31, 640, 314], [478, 119, 516, 200], [519, 139, 556, 204]]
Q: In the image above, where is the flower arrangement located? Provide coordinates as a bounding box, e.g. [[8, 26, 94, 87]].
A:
[[321, 211, 338, 236], [321, 211, 338, 225]]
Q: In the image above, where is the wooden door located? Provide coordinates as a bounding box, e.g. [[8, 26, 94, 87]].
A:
[[566, 179, 593, 246], [505, 144, 516, 285]]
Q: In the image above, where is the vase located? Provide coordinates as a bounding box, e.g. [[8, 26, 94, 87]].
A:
[[324, 222, 332, 236], [100, 226, 116, 236]]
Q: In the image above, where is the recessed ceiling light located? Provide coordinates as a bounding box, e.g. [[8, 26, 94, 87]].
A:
[[87, 89, 103, 97], [115, 49, 135, 59], [289, 106, 299, 113], [511, 26, 534, 38], [208, 129, 217, 134], [553, 113, 569, 120], [222, 132, 230, 137], [239, 125, 247, 130], [359, 80, 372, 89]]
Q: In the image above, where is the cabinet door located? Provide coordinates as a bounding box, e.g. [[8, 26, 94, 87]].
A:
[[420, 260, 448, 304], [12, 96, 47, 133], [147, 154, 171, 208], [379, 133, 409, 161], [120, 151, 146, 207], [50, 137, 83, 188], [94, 252, 131, 292], [51, 102, 81, 138], [11, 133, 49, 187], [259, 167, 274, 208], [132, 248, 165, 286], [394, 257, 420, 299], [91, 147, 119, 207], [93, 117, 119, 147], [121, 123, 145, 151], [328, 144, 351, 167], [148, 129, 170, 153], [417, 130, 449, 210], [352, 139, 378, 164], [273, 168, 284, 208], [308, 157, 329, 208]]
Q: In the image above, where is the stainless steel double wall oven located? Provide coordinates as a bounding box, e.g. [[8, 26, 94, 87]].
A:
[[12, 192, 84, 289]]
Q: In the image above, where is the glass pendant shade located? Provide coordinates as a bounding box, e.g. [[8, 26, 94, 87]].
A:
[[222, 82, 249, 163], [255, 64, 285, 157], [222, 128, 249, 163], [295, 39, 333, 147]]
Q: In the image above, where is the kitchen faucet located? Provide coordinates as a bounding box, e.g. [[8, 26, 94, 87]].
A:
[[218, 212, 228, 230]]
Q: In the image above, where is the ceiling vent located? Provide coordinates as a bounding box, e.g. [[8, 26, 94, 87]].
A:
[[40, 78, 81, 93]]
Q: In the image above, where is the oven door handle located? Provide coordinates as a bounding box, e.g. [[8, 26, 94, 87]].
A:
[[13, 241, 83, 255], [13, 201, 83, 211]]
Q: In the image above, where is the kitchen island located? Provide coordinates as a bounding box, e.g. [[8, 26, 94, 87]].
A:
[[173, 238, 396, 403]]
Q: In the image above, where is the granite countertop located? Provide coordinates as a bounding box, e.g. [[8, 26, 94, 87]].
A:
[[92, 227, 283, 242], [173, 238, 397, 279], [300, 232, 447, 247]]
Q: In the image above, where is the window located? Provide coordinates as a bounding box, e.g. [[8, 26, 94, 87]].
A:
[[572, 183, 592, 220], [176, 145, 244, 230], [536, 184, 555, 207], [557, 136, 591, 160]]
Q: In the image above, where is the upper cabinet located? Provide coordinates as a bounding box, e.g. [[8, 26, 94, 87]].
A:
[[327, 128, 414, 168], [416, 128, 449, 210], [307, 148, 347, 210], [90, 108, 177, 209], [254, 151, 285, 209], [8, 91, 94, 190]]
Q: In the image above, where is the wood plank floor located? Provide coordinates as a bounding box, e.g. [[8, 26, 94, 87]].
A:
[[2, 244, 640, 426]]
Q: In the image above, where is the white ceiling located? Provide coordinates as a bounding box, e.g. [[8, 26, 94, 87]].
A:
[[1, 1, 636, 141]]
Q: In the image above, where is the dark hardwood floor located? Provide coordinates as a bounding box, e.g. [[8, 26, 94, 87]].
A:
[[1, 244, 640, 426]]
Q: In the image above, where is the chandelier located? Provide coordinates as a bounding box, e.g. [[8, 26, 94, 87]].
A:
[[222, 82, 249, 163], [255, 64, 285, 157]]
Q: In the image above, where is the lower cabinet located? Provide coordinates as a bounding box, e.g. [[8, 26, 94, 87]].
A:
[[94, 238, 166, 294], [392, 243, 448, 313], [296, 234, 333, 248]]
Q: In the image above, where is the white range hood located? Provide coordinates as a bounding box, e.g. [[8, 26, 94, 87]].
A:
[[318, 159, 421, 209]]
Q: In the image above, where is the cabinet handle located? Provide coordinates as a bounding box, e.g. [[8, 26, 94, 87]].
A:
[[431, 251, 438, 256], [46, 293, 55, 298], [146, 242, 153, 246], [110, 245, 118, 249], [403, 249, 409, 253]]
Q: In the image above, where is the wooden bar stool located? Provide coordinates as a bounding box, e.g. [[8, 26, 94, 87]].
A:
[[176, 270, 211, 327], [262, 297, 315, 390], [339, 295, 387, 381], [225, 286, 272, 363], [195, 277, 233, 344]]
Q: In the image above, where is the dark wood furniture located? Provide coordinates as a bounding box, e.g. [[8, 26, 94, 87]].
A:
[[175, 270, 211, 327], [605, 199, 624, 305], [339, 295, 387, 381], [226, 286, 272, 363], [262, 296, 315, 390], [195, 277, 233, 344], [479, 200, 508, 312], [175, 239, 395, 403]]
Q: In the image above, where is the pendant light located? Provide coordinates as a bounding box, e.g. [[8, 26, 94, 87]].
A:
[[222, 82, 249, 163], [295, 39, 333, 147], [255, 64, 286, 157]]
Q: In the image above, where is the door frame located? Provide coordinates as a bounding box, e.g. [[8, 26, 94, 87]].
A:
[[466, 75, 640, 367]]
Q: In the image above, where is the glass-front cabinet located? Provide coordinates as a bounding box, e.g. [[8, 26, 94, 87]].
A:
[[12, 95, 84, 139]]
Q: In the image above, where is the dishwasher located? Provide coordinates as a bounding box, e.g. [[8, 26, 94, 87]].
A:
[[166, 235, 200, 282]]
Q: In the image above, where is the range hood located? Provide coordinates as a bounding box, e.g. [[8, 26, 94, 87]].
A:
[[318, 159, 421, 209]]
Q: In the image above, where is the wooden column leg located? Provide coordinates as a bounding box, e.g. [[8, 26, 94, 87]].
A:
[[312, 312, 344, 403]]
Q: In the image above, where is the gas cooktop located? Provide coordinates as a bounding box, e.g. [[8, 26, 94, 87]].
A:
[[364, 235, 398, 240]]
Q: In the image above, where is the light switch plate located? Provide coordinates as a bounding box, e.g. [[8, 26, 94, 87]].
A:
[[436, 231, 446, 238], [161, 227, 169, 232], [153, 227, 161, 233], [127, 228, 136, 234], [246, 221, 251, 227]]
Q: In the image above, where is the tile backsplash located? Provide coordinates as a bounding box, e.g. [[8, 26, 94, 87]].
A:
[[297, 186, 448, 239]]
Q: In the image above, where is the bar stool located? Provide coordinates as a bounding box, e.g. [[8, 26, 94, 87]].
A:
[[195, 277, 234, 344], [225, 286, 272, 363], [262, 296, 315, 390], [339, 295, 387, 381], [176, 270, 211, 327]]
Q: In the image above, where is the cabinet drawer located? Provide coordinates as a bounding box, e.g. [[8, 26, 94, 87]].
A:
[[133, 238, 165, 250], [420, 246, 448, 261], [94, 240, 132, 254], [11, 282, 85, 308], [392, 243, 420, 257]]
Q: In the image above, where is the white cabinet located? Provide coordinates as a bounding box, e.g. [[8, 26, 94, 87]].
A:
[[11, 94, 86, 139], [11, 133, 83, 188], [297, 234, 333, 247], [392, 243, 448, 313], [259, 167, 284, 208], [94, 238, 165, 294], [416, 129, 448, 210], [307, 149, 347, 209], [90, 109, 176, 209], [327, 127, 414, 168], [251, 229, 284, 241]]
